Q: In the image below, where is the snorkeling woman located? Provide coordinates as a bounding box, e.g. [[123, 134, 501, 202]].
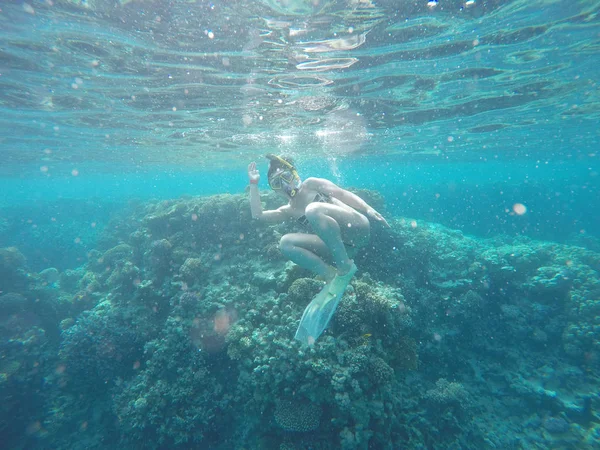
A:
[[247, 154, 389, 345]]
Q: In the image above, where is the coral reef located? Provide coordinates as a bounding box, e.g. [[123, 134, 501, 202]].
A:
[[1, 192, 599, 450]]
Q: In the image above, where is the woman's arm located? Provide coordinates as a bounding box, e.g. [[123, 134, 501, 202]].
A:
[[248, 162, 292, 224], [303, 177, 369, 211], [304, 177, 390, 227]]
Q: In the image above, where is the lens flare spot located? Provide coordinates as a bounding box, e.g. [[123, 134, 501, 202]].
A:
[[512, 203, 527, 215]]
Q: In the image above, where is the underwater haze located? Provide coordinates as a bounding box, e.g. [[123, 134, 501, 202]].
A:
[[1, 0, 599, 449]]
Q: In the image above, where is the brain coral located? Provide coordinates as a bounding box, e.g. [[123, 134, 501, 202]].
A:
[[274, 399, 322, 432]]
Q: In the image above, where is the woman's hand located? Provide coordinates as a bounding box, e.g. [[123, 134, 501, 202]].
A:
[[366, 208, 390, 227], [248, 162, 260, 183]]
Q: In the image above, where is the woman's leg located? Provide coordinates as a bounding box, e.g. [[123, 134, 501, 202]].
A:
[[304, 203, 370, 275], [279, 233, 336, 279]]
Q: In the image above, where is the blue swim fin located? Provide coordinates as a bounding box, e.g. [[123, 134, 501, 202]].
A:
[[295, 263, 357, 346]]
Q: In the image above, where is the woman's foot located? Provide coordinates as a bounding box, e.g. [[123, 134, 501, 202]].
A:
[[328, 262, 357, 296], [336, 259, 355, 276], [316, 265, 337, 283]]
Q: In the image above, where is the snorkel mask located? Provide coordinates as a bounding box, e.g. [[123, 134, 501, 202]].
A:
[[266, 154, 301, 197]]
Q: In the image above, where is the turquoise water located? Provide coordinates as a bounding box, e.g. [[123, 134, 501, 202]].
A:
[[1, 1, 600, 449]]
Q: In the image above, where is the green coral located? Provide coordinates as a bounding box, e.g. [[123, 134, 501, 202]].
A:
[[287, 278, 323, 304], [0, 247, 29, 291], [179, 257, 204, 285], [0, 292, 27, 315], [366, 356, 394, 386], [425, 378, 471, 408], [274, 399, 322, 432], [102, 244, 134, 266]]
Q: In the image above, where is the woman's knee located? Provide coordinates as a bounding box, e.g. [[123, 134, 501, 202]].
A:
[[356, 213, 370, 231], [304, 202, 325, 221], [279, 234, 295, 254]]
